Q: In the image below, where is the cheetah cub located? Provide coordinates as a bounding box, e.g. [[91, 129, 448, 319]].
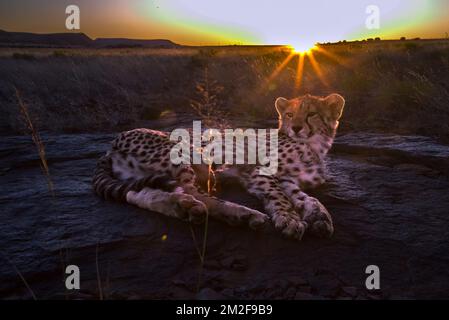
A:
[[93, 93, 345, 240]]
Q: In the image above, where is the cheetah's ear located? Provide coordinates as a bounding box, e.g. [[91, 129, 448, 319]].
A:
[[324, 93, 345, 120], [275, 97, 289, 116]]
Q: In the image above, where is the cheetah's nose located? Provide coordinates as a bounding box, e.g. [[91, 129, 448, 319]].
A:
[[292, 126, 303, 133]]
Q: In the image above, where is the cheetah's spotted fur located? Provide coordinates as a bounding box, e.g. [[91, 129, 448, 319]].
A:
[[93, 93, 345, 240]]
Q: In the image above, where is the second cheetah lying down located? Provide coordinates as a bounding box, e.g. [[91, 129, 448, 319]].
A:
[[93, 93, 345, 240]]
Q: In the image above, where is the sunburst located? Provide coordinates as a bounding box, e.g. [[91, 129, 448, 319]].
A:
[[264, 42, 349, 92], [288, 40, 317, 55]]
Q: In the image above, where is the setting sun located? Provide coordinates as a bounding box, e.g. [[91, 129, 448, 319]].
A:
[[288, 41, 318, 55]]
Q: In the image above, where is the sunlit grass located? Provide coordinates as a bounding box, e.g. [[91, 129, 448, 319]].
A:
[[294, 53, 305, 90], [308, 51, 330, 87]]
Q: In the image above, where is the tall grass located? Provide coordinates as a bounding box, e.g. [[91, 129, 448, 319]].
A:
[[188, 66, 224, 292], [190, 66, 228, 128], [15, 87, 55, 196], [2, 41, 449, 139]]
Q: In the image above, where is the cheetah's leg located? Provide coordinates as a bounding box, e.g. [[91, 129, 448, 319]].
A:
[[173, 165, 267, 229], [126, 187, 207, 224], [244, 170, 307, 240], [280, 178, 334, 238]]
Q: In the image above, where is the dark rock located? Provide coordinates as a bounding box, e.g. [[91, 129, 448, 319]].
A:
[[219, 254, 247, 270], [310, 275, 341, 297], [298, 286, 312, 293], [265, 287, 283, 299], [202, 271, 224, 288], [233, 286, 247, 294], [284, 287, 297, 299], [170, 286, 194, 299], [366, 292, 383, 300], [341, 286, 358, 297], [336, 296, 353, 300], [394, 163, 433, 174], [219, 257, 234, 269], [294, 292, 324, 300], [2, 132, 449, 299], [221, 288, 234, 298], [288, 276, 308, 287], [204, 260, 221, 270], [277, 279, 290, 291], [196, 288, 225, 300], [172, 279, 186, 286]]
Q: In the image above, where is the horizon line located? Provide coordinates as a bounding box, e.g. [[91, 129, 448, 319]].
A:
[[1, 28, 448, 47]]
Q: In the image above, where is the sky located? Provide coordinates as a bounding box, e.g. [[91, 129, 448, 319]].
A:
[[0, 0, 448, 46]]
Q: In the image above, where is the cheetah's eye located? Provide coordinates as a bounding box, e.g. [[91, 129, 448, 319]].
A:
[[286, 112, 293, 118], [308, 112, 318, 117]]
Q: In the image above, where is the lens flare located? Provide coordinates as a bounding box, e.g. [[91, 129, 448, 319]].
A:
[[288, 41, 317, 54]]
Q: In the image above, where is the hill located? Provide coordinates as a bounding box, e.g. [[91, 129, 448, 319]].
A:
[[0, 30, 180, 48], [93, 38, 180, 48], [0, 29, 92, 47]]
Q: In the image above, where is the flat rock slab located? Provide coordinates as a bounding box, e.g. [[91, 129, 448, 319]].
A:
[[1, 132, 449, 299]]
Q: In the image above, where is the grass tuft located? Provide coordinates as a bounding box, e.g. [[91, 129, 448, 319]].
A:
[[15, 87, 55, 196]]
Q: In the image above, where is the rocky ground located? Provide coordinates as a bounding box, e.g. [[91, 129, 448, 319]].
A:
[[1, 129, 449, 300]]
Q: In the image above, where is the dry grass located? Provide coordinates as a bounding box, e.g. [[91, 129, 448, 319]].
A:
[[190, 67, 229, 129], [2, 39, 449, 139], [191, 164, 217, 293], [188, 67, 225, 292], [15, 87, 55, 196]]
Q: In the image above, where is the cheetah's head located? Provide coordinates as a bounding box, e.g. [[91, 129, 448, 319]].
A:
[[275, 93, 345, 139]]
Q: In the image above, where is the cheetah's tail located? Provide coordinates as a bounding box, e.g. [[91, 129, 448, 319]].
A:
[[92, 152, 177, 202]]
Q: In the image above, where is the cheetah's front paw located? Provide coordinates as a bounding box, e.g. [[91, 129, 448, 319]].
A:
[[241, 206, 268, 230], [272, 212, 307, 240], [219, 202, 267, 229], [302, 197, 334, 238], [126, 188, 207, 224], [170, 193, 208, 224]]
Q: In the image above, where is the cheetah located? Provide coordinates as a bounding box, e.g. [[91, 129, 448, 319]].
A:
[[93, 93, 345, 240]]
